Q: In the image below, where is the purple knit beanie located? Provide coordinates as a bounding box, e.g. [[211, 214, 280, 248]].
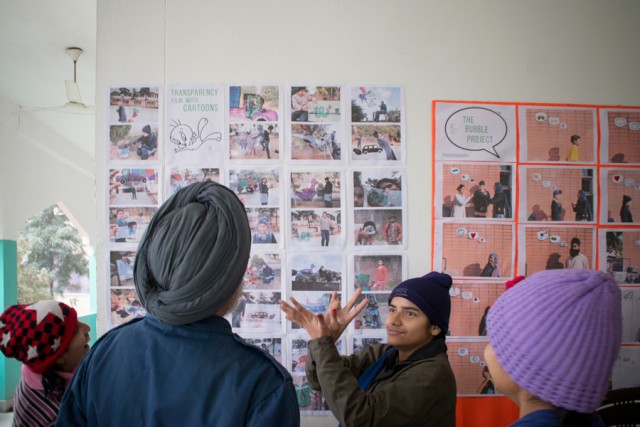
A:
[[389, 272, 452, 332], [487, 269, 622, 413]]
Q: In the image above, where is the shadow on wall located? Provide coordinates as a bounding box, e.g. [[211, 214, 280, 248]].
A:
[[611, 153, 626, 163], [463, 263, 482, 276], [548, 147, 560, 161], [546, 253, 564, 270]]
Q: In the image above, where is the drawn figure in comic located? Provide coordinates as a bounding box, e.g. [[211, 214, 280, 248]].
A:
[[169, 117, 222, 153]]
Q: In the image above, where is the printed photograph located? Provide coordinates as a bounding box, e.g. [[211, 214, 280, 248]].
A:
[[229, 168, 280, 207], [290, 123, 341, 161], [289, 209, 342, 249], [228, 85, 279, 123], [246, 207, 280, 246], [109, 250, 136, 287], [290, 85, 342, 123], [518, 106, 596, 163], [292, 375, 328, 412], [244, 337, 283, 363], [601, 108, 640, 164], [353, 254, 404, 292], [352, 337, 386, 354], [109, 86, 160, 125], [350, 125, 401, 162], [350, 86, 402, 124], [448, 283, 504, 337], [353, 293, 390, 331], [288, 292, 341, 330], [602, 230, 640, 285], [108, 207, 156, 243], [109, 123, 159, 161], [447, 341, 496, 395], [519, 167, 595, 222], [437, 163, 513, 219], [353, 169, 403, 208], [290, 171, 341, 209], [230, 291, 282, 332], [109, 168, 159, 206], [289, 253, 343, 292], [601, 168, 639, 224], [243, 252, 282, 291], [353, 209, 404, 247], [110, 288, 146, 325], [169, 167, 220, 195], [434, 222, 514, 278], [229, 123, 280, 161]]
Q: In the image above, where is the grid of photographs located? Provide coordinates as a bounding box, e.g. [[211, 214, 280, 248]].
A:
[[105, 84, 407, 413], [434, 101, 640, 394]]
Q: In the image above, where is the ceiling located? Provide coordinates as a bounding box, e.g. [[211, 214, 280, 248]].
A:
[[0, 0, 97, 155]]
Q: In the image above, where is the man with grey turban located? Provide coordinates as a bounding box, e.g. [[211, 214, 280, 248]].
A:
[[58, 182, 299, 426]]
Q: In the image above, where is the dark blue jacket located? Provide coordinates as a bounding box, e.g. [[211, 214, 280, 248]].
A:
[[57, 315, 299, 426]]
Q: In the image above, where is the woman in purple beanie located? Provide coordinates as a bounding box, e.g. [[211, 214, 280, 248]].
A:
[[484, 269, 622, 426], [280, 272, 457, 427]]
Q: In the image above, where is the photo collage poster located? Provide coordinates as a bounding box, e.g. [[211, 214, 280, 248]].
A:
[[433, 101, 640, 394], [106, 84, 407, 413]]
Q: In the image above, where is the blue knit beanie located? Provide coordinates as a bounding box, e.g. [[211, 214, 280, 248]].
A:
[[389, 272, 452, 332]]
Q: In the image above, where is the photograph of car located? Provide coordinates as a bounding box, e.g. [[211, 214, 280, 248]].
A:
[[362, 145, 382, 154]]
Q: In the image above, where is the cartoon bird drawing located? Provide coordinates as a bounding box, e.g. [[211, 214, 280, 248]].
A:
[[294, 179, 319, 201]]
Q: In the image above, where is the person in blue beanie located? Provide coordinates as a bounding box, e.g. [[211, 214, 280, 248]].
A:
[[280, 272, 456, 427]]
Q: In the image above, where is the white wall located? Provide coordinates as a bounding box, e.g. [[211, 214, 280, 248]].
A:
[[0, 96, 95, 241], [96, 1, 640, 425]]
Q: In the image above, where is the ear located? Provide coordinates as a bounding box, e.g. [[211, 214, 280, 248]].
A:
[[430, 325, 442, 337]]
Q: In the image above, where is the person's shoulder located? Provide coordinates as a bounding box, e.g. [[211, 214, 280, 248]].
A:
[[232, 336, 292, 380]]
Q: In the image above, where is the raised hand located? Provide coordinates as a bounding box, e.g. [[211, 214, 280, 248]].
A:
[[324, 289, 368, 342], [280, 297, 329, 340]]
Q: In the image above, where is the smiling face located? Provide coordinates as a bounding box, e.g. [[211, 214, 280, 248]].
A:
[[56, 321, 91, 373], [386, 297, 439, 361]]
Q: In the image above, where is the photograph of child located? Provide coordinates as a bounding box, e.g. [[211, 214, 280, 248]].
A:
[[110, 289, 146, 325], [353, 255, 404, 292], [290, 171, 341, 209], [353, 169, 403, 208], [229, 168, 280, 207], [520, 167, 595, 223], [519, 225, 594, 276], [437, 163, 513, 219], [601, 108, 640, 164], [289, 253, 343, 292], [109, 86, 159, 125], [109, 250, 136, 287], [169, 167, 220, 195], [228, 85, 279, 123], [354, 209, 404, 247], [435, 222, 514, 278], [229, 123, 280, 161], [108, 207, 156, 243], [289, 209, 342, 249], [109, 123, 159, 161], [290, 124, 341, 161], [290, 86, 342, 123], [246, 208, 280, 246], [601, 168, 640, 224], [287, 292, 341, 331], [518, 106, 596, 163], [350, 125, 402, 162], [243, 252, 282, 291], [229, 291, 282, 332]]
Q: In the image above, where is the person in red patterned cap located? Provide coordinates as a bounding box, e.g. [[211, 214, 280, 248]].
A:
[[0, 300, 90, 427]]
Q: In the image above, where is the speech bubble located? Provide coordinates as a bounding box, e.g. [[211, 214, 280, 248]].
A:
[[450, 167, 460, 174], [444, 107, 508, 158], [461, 291, 473, 300], [470, 355, 480, 363], [458, 348, 469, 357], [614, 117, 627, 128]]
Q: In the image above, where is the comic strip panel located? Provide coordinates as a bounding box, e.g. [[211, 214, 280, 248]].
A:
[[436, 163, 513, 219], [447, 341, 495, 395], [518, 106, 596, 163], [519, 225, 594, 276], [434, 222, 514, 278], [448, 283, 504, 337], [600, 230, 640, 285], [600, 108, 640, 164], [519, 166, 595, 222], [600, 168, 640, 224]]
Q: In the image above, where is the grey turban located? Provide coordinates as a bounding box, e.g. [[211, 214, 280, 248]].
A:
[[134, 181, 251, 325]]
